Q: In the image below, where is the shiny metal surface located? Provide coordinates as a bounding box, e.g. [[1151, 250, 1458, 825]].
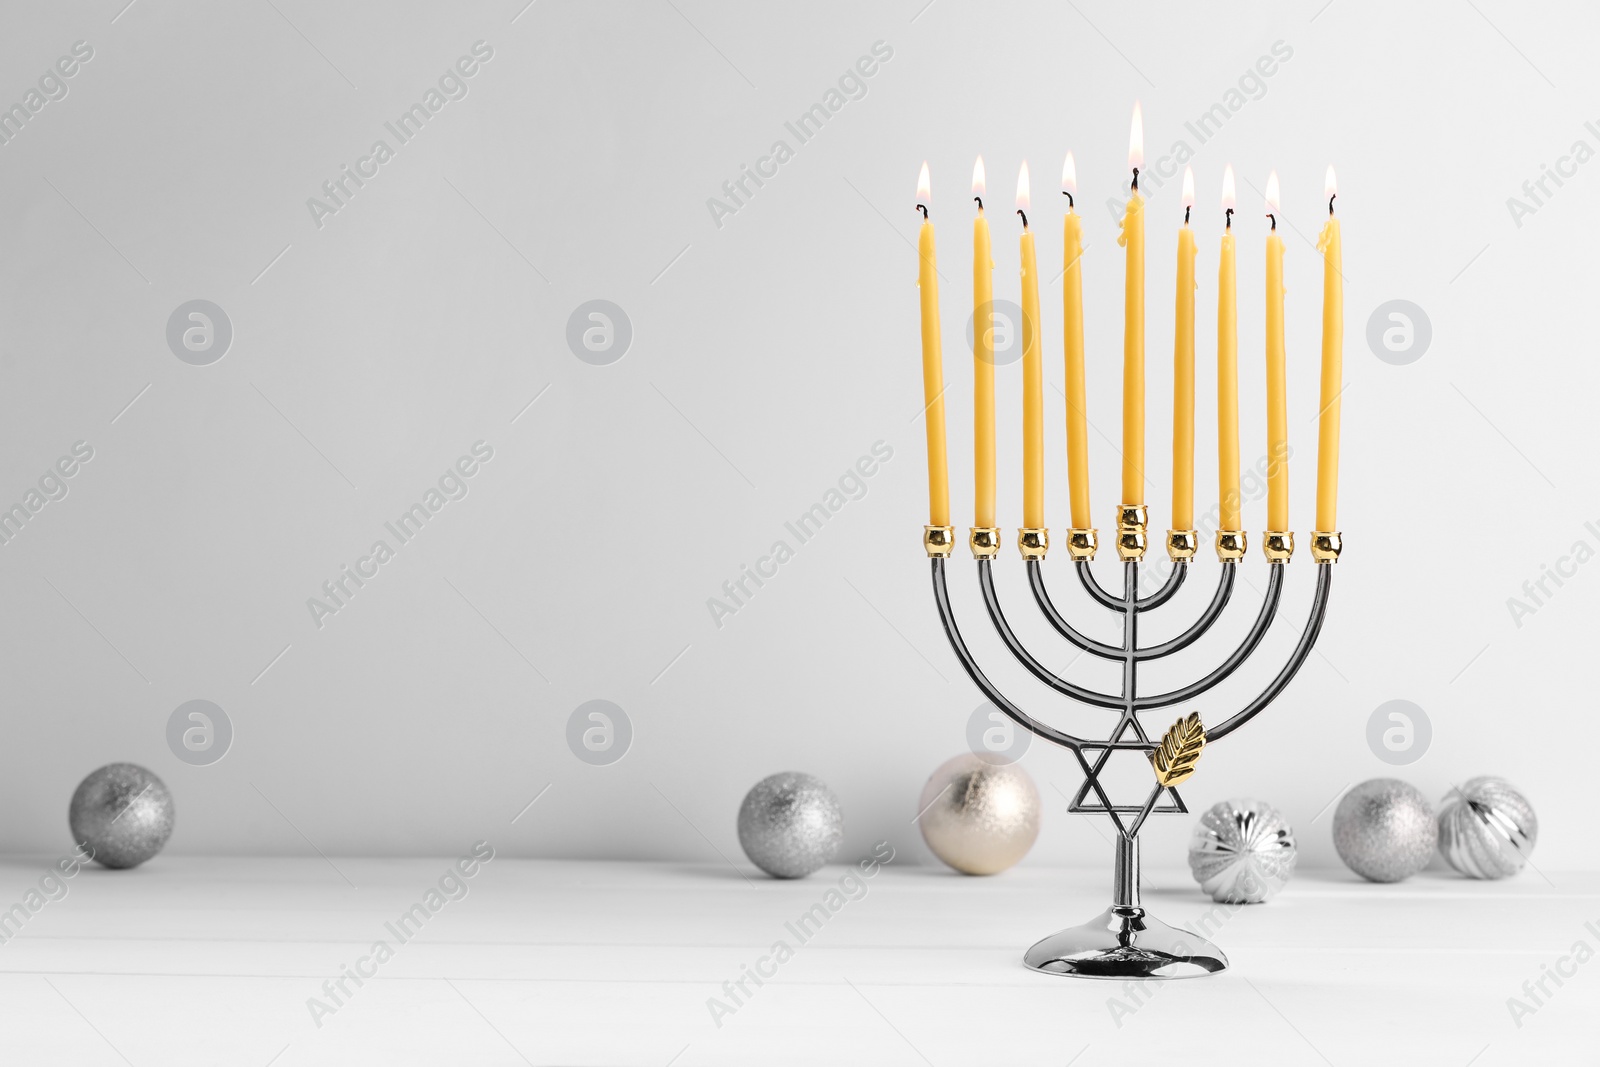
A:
[[1017, 526, 1048, 560], [916, 753, 1040, 875], [927, 525, 1338, 978], [1188, 798, 1297, 903], [1024, 905, 1227, 979], [1166, 528, 1199, 561], [1437, 777, 1537, 880], [1115, 504, 1148, 561], [1310, 530, 1342, 563], [968, 526, 1001, 559], [1065, 528, 1098, 561]]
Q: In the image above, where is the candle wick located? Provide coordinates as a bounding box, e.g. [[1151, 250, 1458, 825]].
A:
[[1062, 191, 1074, 209], [1130, 167, 1139, 192], [1016, 208, 1029, 229], [1225, 207, 1234, 229], [1266, 213, 1276, 231], [916, 204, 928, 220], [974, 196, 983, 211], [1328, 193, 1337, 216], [1184, 205, 1191, 225]]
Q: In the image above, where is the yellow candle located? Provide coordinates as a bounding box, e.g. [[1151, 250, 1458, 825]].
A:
[[1217, 165, 1241, 531], [916, 162, 949, 528], [1017, 161, 1044, 530], [1315, 165, 1343, 533], [1172, 167, 1196, 531], [1263, 170, 1288, 532], [1061, 153, 1090, 530], [1119, 103, 1145, 506], [973, 157, 995, 529]]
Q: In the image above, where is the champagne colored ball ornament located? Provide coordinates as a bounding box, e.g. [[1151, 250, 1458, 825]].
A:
[[917, 753, 1040, 875], [1437, 777, 1538, 880], [737, 772, 843, 879], [68, 763, 175, 869], [1187, 797, 1297, 903], [1332, 778, 1436, 883]]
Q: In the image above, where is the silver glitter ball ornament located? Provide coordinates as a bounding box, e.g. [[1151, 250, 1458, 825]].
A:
[[1332, 777, 1436, 883], [917, 753, 1040, 875], [737, 772, 842, 879], [68, 763, 175, 869], [1437, 777, 1538, 880], [1187, 797, 1297, 903]]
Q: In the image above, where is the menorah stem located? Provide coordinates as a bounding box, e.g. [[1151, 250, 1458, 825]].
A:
[[1113, 836, 1140, 908], [1121, 560, 1138, 700]]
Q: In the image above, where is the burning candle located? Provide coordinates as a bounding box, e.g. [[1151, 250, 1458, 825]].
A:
[[1263, 170, 1288, 533], [1061, 152, 1090, 530], [916, 162, 949, 528], [1172, 166, 1197, 532], [1315, 165, 1342, 534], [973, 157, 995, 530], [1018, 161, 1044, 531], [1119, 103, 1145, 508], [1217, 165, 1241, 532]]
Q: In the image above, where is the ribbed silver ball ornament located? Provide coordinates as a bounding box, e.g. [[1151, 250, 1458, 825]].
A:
[[1187, 797, 1297, 903], [737, 772, 843, 879], [1332, 777, 1436, 883], [917, 753, 1040, 875], [1437, 776, 1537, 880], [68, 763, 175, 869]]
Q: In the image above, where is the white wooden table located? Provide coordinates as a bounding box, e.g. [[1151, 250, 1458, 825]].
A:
[[0, 856, 1589, 1065]]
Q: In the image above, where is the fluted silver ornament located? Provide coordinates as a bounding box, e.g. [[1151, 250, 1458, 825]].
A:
[[68, 763, 175, 869], [1332, 777, 1436, 883], [1187, 797, 1297, 903], [1437, 777, 1538, 880], [917, 753, 1040, 875], [737, 772, 843, 879]]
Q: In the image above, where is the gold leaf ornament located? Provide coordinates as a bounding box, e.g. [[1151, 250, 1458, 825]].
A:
[[1151, 712, 1205, 787]]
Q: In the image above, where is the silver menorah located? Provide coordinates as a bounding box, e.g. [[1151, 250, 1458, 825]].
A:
[[924, 511, 1339, 978]]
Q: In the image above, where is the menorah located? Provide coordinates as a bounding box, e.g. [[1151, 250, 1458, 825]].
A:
[[924, 513, 1339, 979]]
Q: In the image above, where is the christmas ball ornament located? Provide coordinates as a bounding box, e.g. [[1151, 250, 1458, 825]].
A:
[[737, 772, 842, 878], [917, 753, 1040, 875], [1187, 797, 1297, 903], [68, 763, 175, 869], [1332, 777, 1435, 883], [1437, 777, 1538, 880]]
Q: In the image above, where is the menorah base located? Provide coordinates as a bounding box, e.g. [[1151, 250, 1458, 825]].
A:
[[1022, 905, 1228, 979]]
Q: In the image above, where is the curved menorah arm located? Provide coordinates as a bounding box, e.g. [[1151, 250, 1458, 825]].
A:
[[1136, 561, 1187, 609], [977, 562, 1123, 709], [1075, 560, 1125, 611], [1025, 561, 1123, 661], [930, 558, 1090, 750], [1205, 563, 1334, 743], [1133, 563, 1286, 710], [1135, 562, 1237, 661]]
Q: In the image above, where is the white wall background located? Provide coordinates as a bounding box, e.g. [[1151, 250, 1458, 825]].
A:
[[0, 0, 1593, 873]]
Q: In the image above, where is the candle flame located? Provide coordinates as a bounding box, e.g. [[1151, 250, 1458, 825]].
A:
[[1061, 152, 1076, 197], [1325, 164, 1337, 210], [1265, 170, 1280, 216], [1016, 160, 1031, 214], [972, 156, 986, 202], [1128, 101, 1143, 172], [916, 161, 931, 206], [1221, 164, 1236, 212], [1181, 166, 1195, 211]]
